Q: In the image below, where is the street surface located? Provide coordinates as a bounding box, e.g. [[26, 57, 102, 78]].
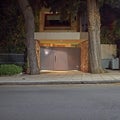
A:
[[0, 85, 120, 120]]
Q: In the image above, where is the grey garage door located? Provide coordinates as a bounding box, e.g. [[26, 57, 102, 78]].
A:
[[40, 47, 80, 70]]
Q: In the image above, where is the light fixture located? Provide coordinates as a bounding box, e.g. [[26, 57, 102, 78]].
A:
[[44, 48, 50, 55]]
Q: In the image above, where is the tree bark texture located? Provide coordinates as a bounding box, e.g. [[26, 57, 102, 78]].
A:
[[87, 0, 104, 73], [17, 0, 40, 74]]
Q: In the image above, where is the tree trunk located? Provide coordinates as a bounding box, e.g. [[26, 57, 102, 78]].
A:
[[87, 0, 104, 73], [17, 0, 40, 75]]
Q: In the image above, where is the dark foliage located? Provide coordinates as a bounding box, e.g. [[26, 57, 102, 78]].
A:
[[0, 0, 25, 53]]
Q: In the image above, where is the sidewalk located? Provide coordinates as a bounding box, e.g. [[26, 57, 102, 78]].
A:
[[0, 70, 120, 85]]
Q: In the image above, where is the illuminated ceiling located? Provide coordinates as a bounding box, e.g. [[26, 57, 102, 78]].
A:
[[37, 40, 87, 47]]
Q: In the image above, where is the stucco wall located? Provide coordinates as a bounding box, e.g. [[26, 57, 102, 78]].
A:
[[101, 44, 117, 69], [34, 32, 80, 40], [101, 44, 117, 59]]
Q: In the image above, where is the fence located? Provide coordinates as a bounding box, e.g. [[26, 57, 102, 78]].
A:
[[0, 53, 24, 65]]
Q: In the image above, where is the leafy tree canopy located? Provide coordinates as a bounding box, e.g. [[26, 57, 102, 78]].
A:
[[0, 0, 25, 53]]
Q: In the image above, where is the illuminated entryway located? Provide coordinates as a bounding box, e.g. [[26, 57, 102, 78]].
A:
[[35, 38, 88, 72]]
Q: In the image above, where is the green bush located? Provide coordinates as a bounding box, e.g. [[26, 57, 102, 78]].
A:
[[0, 64, 22, 76]]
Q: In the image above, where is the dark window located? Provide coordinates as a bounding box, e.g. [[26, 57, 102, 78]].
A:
[[81, 12, 88, 32], [44, 13, 71, 29]]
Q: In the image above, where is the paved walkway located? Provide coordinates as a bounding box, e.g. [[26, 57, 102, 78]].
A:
[[0, 70, 120, 85]]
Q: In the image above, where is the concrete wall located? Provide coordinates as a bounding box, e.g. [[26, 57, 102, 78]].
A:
[[34, 32, 80, 40], [101, 44, 117, 59], [34, 32, 88, 40], [101, 44, 117, 69]]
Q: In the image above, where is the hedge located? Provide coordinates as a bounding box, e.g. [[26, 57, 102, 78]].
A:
[[0, 64, 22, 76]]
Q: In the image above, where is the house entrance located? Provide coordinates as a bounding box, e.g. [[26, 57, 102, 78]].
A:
[[40, 47, 80, 71]]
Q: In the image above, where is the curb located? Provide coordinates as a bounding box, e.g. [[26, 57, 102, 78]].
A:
[[0, 80, 120, 85]]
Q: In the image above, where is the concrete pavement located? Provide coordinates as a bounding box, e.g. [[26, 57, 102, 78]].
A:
[[0, 70, 120, 85]]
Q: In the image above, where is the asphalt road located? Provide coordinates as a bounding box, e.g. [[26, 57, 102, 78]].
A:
[[0, 85, 120, 120]]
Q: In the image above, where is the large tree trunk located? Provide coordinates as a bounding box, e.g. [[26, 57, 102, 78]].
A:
[[87, 0, 104, 73], [17, 0, 40, 75]]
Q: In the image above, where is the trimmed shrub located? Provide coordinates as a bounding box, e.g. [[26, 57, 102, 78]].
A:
[[0, 64, 22, 76]]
